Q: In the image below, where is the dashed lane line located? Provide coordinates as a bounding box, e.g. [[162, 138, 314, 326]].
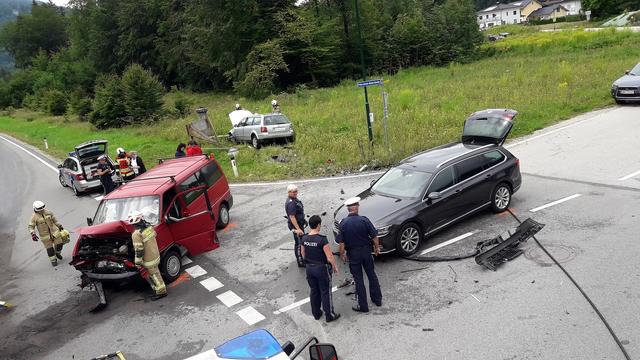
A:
[[273, 286, 339, 315], [420, 232, 475, 255], [217, 290, 244, 307], [618, 169, 640, 181], [200, 276, 224, 292], [236, 306, 266, 326], [181, 256, 193, 265], [529, 194, 582, 212], [184, 265, 208, 279]]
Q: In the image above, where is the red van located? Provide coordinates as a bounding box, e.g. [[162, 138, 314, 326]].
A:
[[71, 155, 233, 284]]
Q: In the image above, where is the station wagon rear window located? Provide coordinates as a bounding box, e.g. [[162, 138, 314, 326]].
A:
[[264, 115, 289, 126], [94, 195, 160, 225]]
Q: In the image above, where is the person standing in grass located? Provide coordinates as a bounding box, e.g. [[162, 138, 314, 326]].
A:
[[129, 151, 146, 176], [175, 143, 186, 158]]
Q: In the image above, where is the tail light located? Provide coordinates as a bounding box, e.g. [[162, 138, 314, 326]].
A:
[[515, 158, 520, 167], [260, 126, 268, 133], [74, 173, 84, 181]]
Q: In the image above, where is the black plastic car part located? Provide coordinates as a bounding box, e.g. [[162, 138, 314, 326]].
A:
[[475, 218, 545, 271]]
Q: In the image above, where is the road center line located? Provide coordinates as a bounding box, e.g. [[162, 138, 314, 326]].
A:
[[230, 171, 385, 187], [0, 134, 58, 173], [420, 232, 474, 255], [529, 194, 581, 212], [618, 169, 640, 181], [273, 286, 339, 314]]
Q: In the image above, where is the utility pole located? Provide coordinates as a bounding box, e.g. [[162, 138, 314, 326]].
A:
[[354, 0, 373, 143]]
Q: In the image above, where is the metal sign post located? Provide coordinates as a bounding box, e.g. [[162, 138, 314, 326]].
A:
[[356, 79, 383, 144]]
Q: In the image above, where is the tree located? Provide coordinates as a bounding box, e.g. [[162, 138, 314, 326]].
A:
[[234, 40, 289, 98], [0, 2, 67, 68], [121, 63, 164, 121], [583, 0, 639, 18]]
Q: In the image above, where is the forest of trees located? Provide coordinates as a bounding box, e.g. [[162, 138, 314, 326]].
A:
[[0, 0, 483, 126]]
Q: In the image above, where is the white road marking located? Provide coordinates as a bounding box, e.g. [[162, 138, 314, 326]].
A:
[[200, 277, 224, 292], [471, 294, 481, 303], [181, 257, 193, 265], [420, 232, 475, 255], [217, 290, 243, 307], [0, 134, 58, 173], [273, 286, 339, 315], [184, 265, 207, 279], [229, 171, 385, 187], [618, 169, 640, 181], [93, 195, 104, 202], [529, 194, 582, 212], [236, 306, 266, 325]]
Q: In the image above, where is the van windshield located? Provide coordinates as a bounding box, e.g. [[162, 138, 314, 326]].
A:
[[93, 195, 160, 225]]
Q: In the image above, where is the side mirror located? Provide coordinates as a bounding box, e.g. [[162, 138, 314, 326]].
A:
[[370, 179, 377, 187], [625, 70, 630, 75], [427, 192, 441, 201], [309, 344, 338, 360], [86, 217, 93, 226], [165, 215, 172, 224], [58, 164, 63, 169], [281, 341, 295, 356]]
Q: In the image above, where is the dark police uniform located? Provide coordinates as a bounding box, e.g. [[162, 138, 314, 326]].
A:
[[96, 161, 115, 195], [285, 197, 306, 266], [337, 214, 382, 312], [302, 234, 338, 321]]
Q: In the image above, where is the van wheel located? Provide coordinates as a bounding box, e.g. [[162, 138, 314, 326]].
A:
[[252, 135, 261, 149], [216, 203, 230, 229], [160, 249, 182, 283], [491, 183, 512, 213], [396, 222, 422, 257]]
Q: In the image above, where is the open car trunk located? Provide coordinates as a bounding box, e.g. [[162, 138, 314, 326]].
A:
[[74, 140, 109, 181], [461, 109, 517, 146], [71, 221, 139, 281]]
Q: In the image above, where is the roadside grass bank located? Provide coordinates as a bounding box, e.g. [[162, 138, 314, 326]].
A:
[[1, 29, 639, 182]]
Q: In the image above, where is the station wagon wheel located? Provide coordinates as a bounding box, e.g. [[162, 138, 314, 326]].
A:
[[59, 173, 67, 187], [491, 183, 512, 213], [216, 203, 230, 229], [396, 222, 422, 257], [251, 135, 261, 149], [161, 249, 182, 283]]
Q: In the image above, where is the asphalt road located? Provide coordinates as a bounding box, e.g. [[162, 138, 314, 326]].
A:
[[1, 105, 639, 360]]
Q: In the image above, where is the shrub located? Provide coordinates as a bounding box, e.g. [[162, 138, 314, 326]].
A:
[[44, 89, 67, 115], [234, 40, 289, 99], [91, 74, 126, 128], [67, 91, 93, 120], [173, 91, 193, 117], [121, 64, 164, 121]]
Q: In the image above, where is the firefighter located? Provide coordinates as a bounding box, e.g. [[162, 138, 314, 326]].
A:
[[271, 99, 280, 113], [117, 151, 135, 181], [128, 210, 167, 300], [28, 201, 65, 266]]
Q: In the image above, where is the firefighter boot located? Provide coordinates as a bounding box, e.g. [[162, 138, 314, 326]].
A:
[[46, 247, 58, 266], [147, 266, 167, 300], [54, 243, 63, 260]]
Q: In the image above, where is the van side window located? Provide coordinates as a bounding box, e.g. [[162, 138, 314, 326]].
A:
[[455, 155, 485, 182], [428, 166, 455, 194], [200, 162, 222, 187], [481, 150, 505, 169], [178, 174, 205, 204]]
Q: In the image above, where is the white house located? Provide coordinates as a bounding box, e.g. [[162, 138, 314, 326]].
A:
[[477, 0, 543, 29]]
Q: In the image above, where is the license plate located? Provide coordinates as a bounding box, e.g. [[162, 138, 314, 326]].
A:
[[274, 126, 286, 132], [620, 90, 635, 94]]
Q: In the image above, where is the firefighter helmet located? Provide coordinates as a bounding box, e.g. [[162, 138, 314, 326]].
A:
[[127, 210, 144, 225], [33, 201, 45, 212]]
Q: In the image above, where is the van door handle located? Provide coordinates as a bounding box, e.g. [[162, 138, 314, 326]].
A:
[[485, 173, 492, 178]]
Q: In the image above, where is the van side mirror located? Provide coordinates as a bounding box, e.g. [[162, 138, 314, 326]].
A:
[[281, 341, 295, 356], [86, 217, 93, 226], [165, 215, 172, 224], [625, 70, 630, 75], [58, 164, 63, 168], [309, 344, 338, 360]]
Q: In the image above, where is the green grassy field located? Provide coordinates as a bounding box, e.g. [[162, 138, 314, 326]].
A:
[[1, 29, 639, 181]]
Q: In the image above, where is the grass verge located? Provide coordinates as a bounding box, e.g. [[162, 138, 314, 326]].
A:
[[1, 29, 639, 182]]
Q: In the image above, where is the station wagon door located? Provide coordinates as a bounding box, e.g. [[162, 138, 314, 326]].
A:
[[164, 187, 218, 256]]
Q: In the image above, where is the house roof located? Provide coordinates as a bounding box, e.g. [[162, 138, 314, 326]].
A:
[[478, 0, 533, 13], [529, 4, 568, 17]]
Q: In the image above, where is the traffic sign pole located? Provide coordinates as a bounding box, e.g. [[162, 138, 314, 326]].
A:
[[364, 87, 373, 142]]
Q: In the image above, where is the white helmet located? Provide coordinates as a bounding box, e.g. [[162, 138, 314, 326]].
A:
[[33, 200, 45, 212], [140, 207, 158, 224], [235, 103, 241, 110], [116, 147, 125, 155], [271, 99, 278, 106], [127, 210, 144, 225]]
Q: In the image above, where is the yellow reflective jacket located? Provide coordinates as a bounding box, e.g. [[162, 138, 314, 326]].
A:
[[132, 226, 161, 268], [28, 210, 62, 241]]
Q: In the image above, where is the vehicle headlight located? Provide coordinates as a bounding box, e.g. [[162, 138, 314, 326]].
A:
[[612, 84, 618, 92], [376, 225, 391, 237]]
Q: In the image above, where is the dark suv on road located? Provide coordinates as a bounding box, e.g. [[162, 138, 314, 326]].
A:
[[611, 62, 640, 104], [334, 109, 522, 256]]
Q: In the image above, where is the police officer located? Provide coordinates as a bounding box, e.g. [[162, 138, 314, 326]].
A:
[[301, 215, 341, 322], [285, 184, 306, 267], [337, 197, 382, 313], [128, 209, 167, 300], [95, 155, 115, 195], [28, 201, 65, 266]]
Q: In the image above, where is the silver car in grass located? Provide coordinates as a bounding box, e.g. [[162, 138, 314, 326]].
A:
[[228, 113, 295, 149], [58, 140, 118, 196], [611, 63, 640, 104]]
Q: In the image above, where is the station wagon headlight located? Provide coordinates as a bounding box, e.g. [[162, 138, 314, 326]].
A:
[[376, 225, 391, 237], [612, 84, 618, 93]]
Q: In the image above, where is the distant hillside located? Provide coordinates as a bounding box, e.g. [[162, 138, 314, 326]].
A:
[[0, 0, 33, 70]]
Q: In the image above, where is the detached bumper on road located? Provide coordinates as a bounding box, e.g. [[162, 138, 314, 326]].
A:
[[84, 271, 139, 281]]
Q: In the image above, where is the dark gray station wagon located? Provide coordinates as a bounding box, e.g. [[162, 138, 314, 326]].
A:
[[334, 109, 522, 256]]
